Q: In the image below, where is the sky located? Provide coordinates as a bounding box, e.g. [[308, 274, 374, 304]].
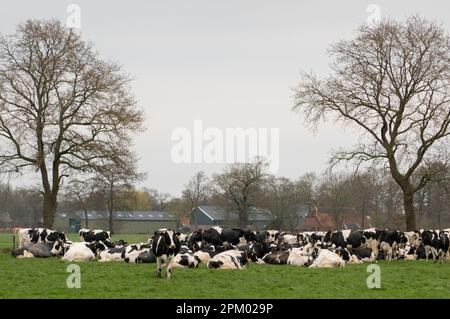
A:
[[1, 0, 450, 196]]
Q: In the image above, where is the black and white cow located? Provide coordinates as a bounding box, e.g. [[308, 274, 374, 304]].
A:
[[99, 246, 126, 262], [152, 229, 181, 279], [324, 229, 371, 251], [419, 230, 440, 261], [189, 227, 253, 248], [11, 240, 65, 258], [188, 228, 221, 247], [79, 229, 111, 243], [376, 229, 406, 260], [121, 242, 152, 263], [287, 247, 313, 267], [438, 231, 450, 261], [206, 250, 249, 269], [308, 249, 345, 268], [278, 232, 299, 246], [262, 250, 289, 265], [405, 243, 431, 260], [135, 249, 157, 263], [264, 230, 281, 244], [62, 241, 107, 262], [302, 232, 325, 245], [323, 230, 351, 249], [192, 244, 228, 263], [173, 253, 201, 268], [16, 228, 66, 248]]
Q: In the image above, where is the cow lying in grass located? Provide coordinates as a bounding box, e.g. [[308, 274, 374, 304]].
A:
[[16, 228, 66, 248], [62, 241, 108, 262], [206, 250, 250, 269], [11, 240, 66, 258]]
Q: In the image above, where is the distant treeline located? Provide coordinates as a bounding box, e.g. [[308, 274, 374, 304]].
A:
[[1, 164, 449, 231]]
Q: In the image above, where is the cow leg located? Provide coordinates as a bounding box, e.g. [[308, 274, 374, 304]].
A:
[[438, 250, 444, 263], [431, 247, 438, 262], [387, 246, 392, 261], [156, 257, 162, 278], [368, 239, 379, 260], [167, 255, 174, 279], [390, 242, 398, 260]]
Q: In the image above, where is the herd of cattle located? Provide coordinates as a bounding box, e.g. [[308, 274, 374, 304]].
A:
[[9, 226, 450, 278]]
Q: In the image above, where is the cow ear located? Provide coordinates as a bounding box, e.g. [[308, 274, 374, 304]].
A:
[[175, 232, 181, 237]]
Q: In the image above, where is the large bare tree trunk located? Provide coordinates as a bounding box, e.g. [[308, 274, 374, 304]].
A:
[[42, 192, 57, 229], [84, 209, 89, 228], [108, 181, 114, 234], [238, 209, 248, 228], [403, 192, 416, 231]]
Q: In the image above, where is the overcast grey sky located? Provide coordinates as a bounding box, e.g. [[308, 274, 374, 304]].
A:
[[1, 1, 450, 196]]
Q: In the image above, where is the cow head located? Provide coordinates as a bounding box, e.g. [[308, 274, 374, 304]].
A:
[[50, 240, 65, 256], [323, 230, 333, 243], [86, 241, 108, 256], [115, 239, 128, 247], [155, 229, 180, 250], [297, 233, 308, 246], [103, 239, 116, 248], [244, 229, 257, 242], [335, 247, 351, 261], [264, 230, 280, 244], [249, 241, 270, 260]]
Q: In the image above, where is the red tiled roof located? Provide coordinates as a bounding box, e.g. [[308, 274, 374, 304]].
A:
[[304, 211, 334, 230]]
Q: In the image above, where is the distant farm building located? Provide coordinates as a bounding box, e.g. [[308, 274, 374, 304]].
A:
[[302, 208, 335, 231], [299, 206, 372, 231], [54, 210, 177, 234], [190, 205, 275, 230]]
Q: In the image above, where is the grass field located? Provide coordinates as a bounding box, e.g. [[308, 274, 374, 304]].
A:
[[1, 232, 450, 299]]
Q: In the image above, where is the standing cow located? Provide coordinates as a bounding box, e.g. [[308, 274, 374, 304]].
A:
[[152, 229, 181, 279]]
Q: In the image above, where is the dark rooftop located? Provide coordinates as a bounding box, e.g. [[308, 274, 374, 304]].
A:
[[197, 205, 275, 222], [57, 210, 176, 221]]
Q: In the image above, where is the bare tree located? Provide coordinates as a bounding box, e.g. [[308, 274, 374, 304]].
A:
[[148, 189, 172, 211], [0, 20, 145, 228], [315, 173, 351, 227], [259, 176, 297, 230], [294, 17, 450, 230], [182, 171, 210, 210], [165, 197, 189, 230], [214, 158, 268, 228], [65, 177, 98, 228], [182, 171, 210, 228], [94, 154, 145, 233]]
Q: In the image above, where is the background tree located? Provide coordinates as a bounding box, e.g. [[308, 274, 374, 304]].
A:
[[165, 197, 189, 230], [182, 171, 210, 228], [294, 17, 450, 230], [214, 158, 268, 228], [0, 19, 144, 228], [94, 154, 145, 233], [315, 173, 351, 227], [64, 177, 97, 228], [259, 176, 297, 230], [148, 189, 172, 211]]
